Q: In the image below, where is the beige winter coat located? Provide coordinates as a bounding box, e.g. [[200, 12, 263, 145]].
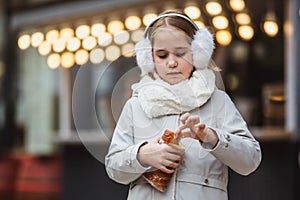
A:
[[105, 89, 262, 200]]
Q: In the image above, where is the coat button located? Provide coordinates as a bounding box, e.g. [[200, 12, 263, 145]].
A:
[[204, 179, 209, 184], [225, 143, 229, 148], [225, 134, 231, 141]]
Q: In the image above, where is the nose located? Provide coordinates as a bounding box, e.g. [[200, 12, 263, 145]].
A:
[[167, 56, 178, 68]]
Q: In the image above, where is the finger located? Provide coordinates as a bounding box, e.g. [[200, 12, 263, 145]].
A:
[[185, 115, 200, 127], [180, 113, 190, 123], [163, 159, 181, 170], [175, 124, 186, 134], [158, 159, 175, 171], [168, 143, 185, 155], [154, 137, 162, 144], [168, 160, 181, 169], [195, 123, 206, 131], [160, 166, 175, 174], [180, 130, 195, 139], [174, 125, 187, 138], [166, 152, 182, 162]]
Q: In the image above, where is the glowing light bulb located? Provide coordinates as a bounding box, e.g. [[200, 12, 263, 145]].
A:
[[38, 41, 51, 55], [235, 13, 251, 25], [216, 30, 232, 46], [47, 53, 61, 69], [91, 23, 106, 37], [194, 20, 206, 28], [125, 15, 142, 30], [114, 31, 130, 45], [90, 48, 105, 64], [121, 43, 135, 57], [212, 16, 229, 29], [105, 45, 120, 61], [263, 21, 279, 37], [107, 20, 124, 34], [60, 28, 74, 40], [76, 25, 90, 39], [31, 32, 44, 47], [131, 29, 144, 43], [82, 36, 97, 50], [98, 32, 112, 47], [184, 6, 201, 19], [205, 2, 222, 16], [238, 25, 254, 41], [143, 13, 157, 26], [61, 52, 75, 68], [262, 12, 279, 37], [18, 34, 31, 50], [229, 0, 245, 12], [53, 38, 66, 53], [46, 29, 59, 44], [75, 49, 89, 65], [67, 37, 81, 52]]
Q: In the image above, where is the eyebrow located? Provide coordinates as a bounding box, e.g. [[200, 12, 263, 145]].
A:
[[154, 47, 189, 52]]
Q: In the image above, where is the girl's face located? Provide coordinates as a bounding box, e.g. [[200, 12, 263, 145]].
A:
[[152, 27, 194, 85]]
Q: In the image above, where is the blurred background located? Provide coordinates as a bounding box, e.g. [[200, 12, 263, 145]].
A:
[[0, 0, 299, 199]]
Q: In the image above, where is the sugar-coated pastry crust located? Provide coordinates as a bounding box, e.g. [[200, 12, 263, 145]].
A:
[[143, 129, 179, 192], [161, 129, 175, 144]]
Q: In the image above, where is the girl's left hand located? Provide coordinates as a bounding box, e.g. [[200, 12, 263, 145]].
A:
[[176, 113, 219, 147]]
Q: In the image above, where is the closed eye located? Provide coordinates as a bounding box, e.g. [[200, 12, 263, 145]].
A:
[[155, 50, 169, 59], [158, 54, 168, 59], [174, 52, 186, 57], [173, 48, 189, 57], [154, 48, 189, 59]]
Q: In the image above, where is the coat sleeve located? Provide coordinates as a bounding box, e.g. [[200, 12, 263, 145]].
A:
[[105, 99, 150, 185], [206, 92, 262, 176]]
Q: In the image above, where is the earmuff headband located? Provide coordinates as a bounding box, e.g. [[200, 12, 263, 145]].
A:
[[144, 13, 200, 38]]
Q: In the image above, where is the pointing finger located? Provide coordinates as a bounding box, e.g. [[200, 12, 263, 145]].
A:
[[180, 113, 190, 123]]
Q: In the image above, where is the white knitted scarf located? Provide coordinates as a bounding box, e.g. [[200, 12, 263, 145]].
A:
[[132, 69, 215, 118]]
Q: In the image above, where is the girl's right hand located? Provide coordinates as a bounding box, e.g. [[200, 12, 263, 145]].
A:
[[137, 137, 184, 174]]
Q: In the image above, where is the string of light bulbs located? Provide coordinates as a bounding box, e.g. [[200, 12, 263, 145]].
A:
[[17, 0, 279, 69]]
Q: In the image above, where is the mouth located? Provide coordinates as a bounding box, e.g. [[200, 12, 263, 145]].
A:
[[167, 72, 181, 75]]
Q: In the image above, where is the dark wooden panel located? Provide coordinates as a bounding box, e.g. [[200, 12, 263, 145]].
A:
[[62, 144, 128, 200], [228, 140, 299, 200]]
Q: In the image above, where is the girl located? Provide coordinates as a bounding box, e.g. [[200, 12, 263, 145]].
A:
[[105, 10, 261, 200]]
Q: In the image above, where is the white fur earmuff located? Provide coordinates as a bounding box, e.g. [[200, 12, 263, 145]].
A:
[[191, 28, 215, 70], [135, 37, 154, 76], [134, 13, 215, 76]]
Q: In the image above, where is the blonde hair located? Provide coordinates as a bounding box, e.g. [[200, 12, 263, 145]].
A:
[[147, 10, 197, 42]]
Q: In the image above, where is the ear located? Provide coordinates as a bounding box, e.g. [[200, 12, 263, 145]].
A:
[[135, 37, 155, 76], [191, 28, 215, 70]]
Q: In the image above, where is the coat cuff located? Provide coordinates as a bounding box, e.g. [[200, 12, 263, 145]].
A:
[[128, 141, 151, 173], [200, 127, 220, 151]]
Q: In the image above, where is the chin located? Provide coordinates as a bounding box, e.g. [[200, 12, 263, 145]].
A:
[[168, 79, 185, 85]]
